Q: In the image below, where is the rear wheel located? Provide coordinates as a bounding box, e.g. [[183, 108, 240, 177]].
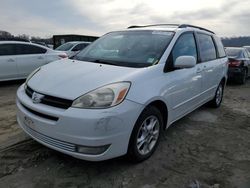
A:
[[127, 106, 163, 162], [208, 81, 224, 108]]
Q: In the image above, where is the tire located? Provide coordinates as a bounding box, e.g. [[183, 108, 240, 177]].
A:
[[238, 68, 247, 85], [208, 81, 224, 108], [127, 106, 163, 162]]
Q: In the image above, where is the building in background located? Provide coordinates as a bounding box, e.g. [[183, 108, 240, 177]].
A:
[[53, 34, 99, 49]]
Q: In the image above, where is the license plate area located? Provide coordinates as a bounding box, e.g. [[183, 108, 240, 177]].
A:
[[23, 116, 35, 128]]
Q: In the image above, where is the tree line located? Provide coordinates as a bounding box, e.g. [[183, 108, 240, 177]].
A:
[[222, 36, 250, 47], [0, 30, 52, 44]]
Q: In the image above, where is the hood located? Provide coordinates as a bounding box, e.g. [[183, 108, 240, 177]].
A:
[[27, 59, 140, 99]]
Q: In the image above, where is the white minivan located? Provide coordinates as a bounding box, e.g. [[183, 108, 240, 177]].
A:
[[16, 24, 228, 162]]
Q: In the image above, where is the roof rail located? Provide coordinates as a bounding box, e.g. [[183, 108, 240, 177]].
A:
[[178, 24, 215, 34], [127, 24, 215, 34], [127, 24, 180, 29]]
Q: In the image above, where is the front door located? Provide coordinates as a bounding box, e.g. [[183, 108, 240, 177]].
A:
[[164, 32, 202, 122], [0, 44, 18, 80], [15, 44, 47, 78]]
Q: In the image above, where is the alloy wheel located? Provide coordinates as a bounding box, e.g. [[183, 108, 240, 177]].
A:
[[136, 115, 160, 155], [216, 84, 223, 105]]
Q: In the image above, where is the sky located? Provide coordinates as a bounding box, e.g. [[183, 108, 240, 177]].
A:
[[0, 0, 250, 38]]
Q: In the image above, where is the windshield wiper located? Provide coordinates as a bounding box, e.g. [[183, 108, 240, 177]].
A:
[[93, 59, 118, 66], [72, 56, 118, 65], [72, 57, 147, 68]]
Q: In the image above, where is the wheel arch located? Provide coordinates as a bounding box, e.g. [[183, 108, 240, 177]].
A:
[[145, 100, 169, 130], [221, 76, 226, 87]]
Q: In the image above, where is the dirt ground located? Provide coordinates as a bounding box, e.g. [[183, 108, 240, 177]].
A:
[[0, 80, 250, 188]]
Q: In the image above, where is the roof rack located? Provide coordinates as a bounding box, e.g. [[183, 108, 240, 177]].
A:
[[127, 24, 180, 29], [178, 24, 215, 34], [127, 24, 215, 34]]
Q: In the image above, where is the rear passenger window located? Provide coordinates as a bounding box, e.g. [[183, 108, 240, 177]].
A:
[[197, 34, 217, 62], [0, 44, 15, 56], [172, 33, 197, 63], [213, 36, 226, 58], [15, 44, 47, 55]]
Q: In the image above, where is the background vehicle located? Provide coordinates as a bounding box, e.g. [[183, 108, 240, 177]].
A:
[[0, 41, 67, 81], [31, 41, 53, 49], [225, 47, 250, 84], [243, 46, 250, 54], [55, 41, 90, 57], [52, 34, 98, 49], [17, 24, 228, 162]]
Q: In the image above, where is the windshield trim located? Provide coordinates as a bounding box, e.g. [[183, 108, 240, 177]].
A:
[[73, 57, 156, 68]]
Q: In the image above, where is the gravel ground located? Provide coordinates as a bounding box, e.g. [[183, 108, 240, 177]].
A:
[[0, 79, 250, 188]]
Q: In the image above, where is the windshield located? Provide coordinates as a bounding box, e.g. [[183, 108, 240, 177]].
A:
[[56, 43, 74, 51], [225, 48, 243, 58], [74, 30, 174, 68]]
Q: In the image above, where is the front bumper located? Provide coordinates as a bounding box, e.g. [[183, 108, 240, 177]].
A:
[[16, 84, 143, 161]]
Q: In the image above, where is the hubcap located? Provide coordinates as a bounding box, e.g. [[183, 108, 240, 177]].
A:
[[216, 85, 223, 105], [136, 115, 160, 155]]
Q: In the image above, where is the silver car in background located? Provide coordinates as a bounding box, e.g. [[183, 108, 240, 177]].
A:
[[0, 41, 67, 81], [55, 41, 91, 58]]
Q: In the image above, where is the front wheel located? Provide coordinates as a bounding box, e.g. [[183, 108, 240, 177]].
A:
[[208, 81, 224, 108], [127, 106, 163, 162]]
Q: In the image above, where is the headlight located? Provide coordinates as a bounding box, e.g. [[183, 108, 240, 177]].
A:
[[24, 67, 41, 88], [72, 82, 131, 109]]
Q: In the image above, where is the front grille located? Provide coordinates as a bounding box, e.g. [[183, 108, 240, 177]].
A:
[[21, 103, 59, 121], [25, 86, 73, 109], [24, 125, 76, 152]]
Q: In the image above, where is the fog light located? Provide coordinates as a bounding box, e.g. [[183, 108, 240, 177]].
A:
[[76, 144, 110, 155]]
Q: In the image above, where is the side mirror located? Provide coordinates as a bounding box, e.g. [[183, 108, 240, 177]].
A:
[[174, 56, 196, 68]]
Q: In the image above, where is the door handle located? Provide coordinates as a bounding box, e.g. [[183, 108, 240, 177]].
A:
[[202, 65, 208, 71], [38, 56, 43, 60], [7, 58, 15, 62], [196, 67, 202, 73]]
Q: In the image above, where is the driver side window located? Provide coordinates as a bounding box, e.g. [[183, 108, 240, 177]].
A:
[[166, 33, 197, 72], [172, 33, 197, 62]]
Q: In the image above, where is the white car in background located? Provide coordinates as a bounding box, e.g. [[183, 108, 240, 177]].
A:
[[55, 41, 91, 57], [0, 41, 67, 81], [17, 24, 228, 162]]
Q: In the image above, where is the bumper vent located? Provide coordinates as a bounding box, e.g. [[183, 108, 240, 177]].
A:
[[25, 86, 73, 109], [24, 125, 76, 152]]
